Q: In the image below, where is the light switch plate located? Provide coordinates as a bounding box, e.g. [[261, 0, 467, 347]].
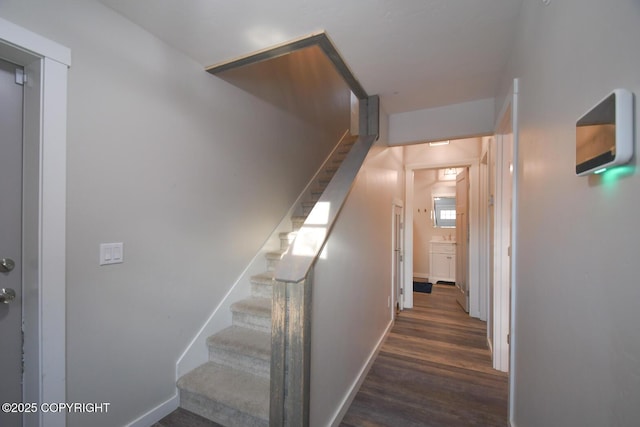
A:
[[100, 242, 124, 265]]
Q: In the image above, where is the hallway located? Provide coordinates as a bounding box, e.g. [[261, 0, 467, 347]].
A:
[[340, 285, 508, 426], [154, 285, 507, 427]]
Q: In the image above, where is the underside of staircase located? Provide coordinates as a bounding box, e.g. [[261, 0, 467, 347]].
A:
[[176, 135, 357, 426]]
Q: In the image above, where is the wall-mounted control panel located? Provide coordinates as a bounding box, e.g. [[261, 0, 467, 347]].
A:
[[100, 242, 124, 265], [576, 89, 634, 176]]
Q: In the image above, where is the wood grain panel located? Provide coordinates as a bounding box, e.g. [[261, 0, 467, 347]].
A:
[[216, 44, 351, 135], [341, 285, 508, 427]]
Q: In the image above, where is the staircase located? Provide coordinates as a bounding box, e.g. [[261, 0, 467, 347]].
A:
[[176, 135, 357, 426]]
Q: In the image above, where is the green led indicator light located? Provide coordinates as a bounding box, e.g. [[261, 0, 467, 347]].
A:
[[594, 168, 608, 174], [600, 165, 635, 184]]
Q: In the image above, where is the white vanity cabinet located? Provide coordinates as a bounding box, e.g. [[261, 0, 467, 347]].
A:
[[429, 242, 456, 283]]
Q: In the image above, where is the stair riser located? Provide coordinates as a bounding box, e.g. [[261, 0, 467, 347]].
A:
[[266, 258, 278, 272], [279, 233, 295, 251], [251, 283, 272, 299], [180, 389, 268, 427], [208, 348, 270, 379], [265, 251, 284, 271], [292, 218, 305, 231], [320, 170, 337, 179], [232, 311, 271, 333], [333, 155, 346, 163]]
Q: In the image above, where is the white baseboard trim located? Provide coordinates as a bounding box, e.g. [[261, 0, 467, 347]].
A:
[[126, 392, 179, 427], [329, 320, 394, 427]]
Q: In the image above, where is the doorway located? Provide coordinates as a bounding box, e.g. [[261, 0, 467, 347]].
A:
[[402, 143, 480, 314]]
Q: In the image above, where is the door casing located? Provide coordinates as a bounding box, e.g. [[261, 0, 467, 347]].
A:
[[392, 201, 404, 315], [455, 167, 470, 312], [403, 158, 480, 313], [0, 17, 70, 427], [490, 78, 519, 383]]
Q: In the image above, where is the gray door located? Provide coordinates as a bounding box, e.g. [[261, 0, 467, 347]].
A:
[[0, 57, 24, 427]]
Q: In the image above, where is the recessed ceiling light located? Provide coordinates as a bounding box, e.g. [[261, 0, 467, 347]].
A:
[[429, 140, 450, 147]]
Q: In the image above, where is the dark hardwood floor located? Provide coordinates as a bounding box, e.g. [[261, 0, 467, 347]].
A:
[[340, 284, 508, 427], [152, 408, 223, 427]]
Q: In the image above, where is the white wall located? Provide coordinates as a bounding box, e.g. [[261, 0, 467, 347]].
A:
[[309, 110, 404, 427], [404, 138, 482, 165], [0, 1, 340, 426], [389, 98, 495, 145], [499, 1, 640, 425]]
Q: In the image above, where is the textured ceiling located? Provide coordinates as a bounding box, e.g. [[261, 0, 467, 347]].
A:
[[98, 0, 523, 114]]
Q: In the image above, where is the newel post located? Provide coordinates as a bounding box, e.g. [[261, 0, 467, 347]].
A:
[[270, 268, 313, 427]]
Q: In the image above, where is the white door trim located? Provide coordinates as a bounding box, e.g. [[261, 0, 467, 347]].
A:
[[391, 200, 404, 317], [478, 145, 490, 322], [509, 79, 520, 426], [0, 17, 70, 427], [403, 157, 480, 314], [493, 79, 519, 420], [403, 170, 414, 308]]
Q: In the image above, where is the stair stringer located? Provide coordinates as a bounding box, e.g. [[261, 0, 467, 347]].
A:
[[175, 130, 353, 380]]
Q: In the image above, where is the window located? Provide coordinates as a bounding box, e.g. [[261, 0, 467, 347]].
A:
[[433, 197, 456, 227]]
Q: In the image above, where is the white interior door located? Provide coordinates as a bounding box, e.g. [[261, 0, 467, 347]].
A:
[[393, 204, 404, 313], [492, 79, 518, 373], [455, 168, 469, 312], [0, 57, 24, 427], [488, 139, 496, 348], [494, 127, 513, 371]]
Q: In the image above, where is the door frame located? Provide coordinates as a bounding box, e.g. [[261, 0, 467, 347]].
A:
[[391, 200, 404, 316], [454, 167, 470, 312], [403, 158, 480, 313], [0, 18, 70, 427], [493, 79, 519, 418], [478, 146, 490, 323]]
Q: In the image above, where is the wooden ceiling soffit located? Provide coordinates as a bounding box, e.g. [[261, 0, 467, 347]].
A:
[[205, 31, 368, 100]]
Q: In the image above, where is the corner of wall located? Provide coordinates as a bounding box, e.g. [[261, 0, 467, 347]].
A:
[[125, 393, 179, 427]]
